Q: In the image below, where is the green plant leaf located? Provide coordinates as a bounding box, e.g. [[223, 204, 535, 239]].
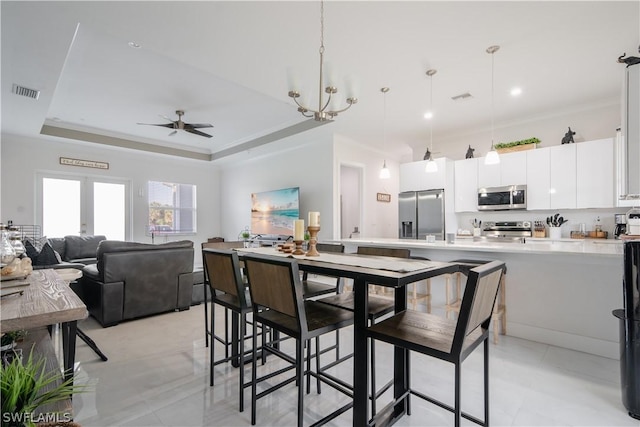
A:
[[1, 347, 88, 420], [494, 137, 540, 149]]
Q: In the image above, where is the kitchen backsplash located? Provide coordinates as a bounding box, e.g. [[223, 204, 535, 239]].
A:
[[457, 207, 631, 238]]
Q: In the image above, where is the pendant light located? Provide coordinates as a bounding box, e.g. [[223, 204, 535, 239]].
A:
[[287, 0, 357, 121], [379, 87, 391, 179], [485, 45, 501, 165], [424, 69, 438, 173]]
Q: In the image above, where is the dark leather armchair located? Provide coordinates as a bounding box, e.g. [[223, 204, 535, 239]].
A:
[[73, 240, 194, 327]]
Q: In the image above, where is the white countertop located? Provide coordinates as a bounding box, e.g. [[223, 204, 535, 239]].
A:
[[335, 237, 626, 257]]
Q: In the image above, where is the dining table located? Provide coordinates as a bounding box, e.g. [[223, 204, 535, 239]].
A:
[[236, 246, 459, 426]]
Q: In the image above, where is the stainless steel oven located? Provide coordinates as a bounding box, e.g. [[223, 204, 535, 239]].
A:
[[480, 220, 532, 242], [477, 185, 527, 211]]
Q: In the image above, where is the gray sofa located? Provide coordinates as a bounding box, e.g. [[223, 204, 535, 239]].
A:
[[49, 235, 106, 265], [73, 240, 194, 327], [28, 235, 106, 269]]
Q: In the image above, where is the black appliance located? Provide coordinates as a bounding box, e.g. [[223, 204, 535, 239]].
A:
[[477, 185, 527, 211], [613, 241, 640, 420], [615, 214, 628, 239]]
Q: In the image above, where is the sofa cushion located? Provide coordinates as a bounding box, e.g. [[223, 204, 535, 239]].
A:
[[48, 237, 67, 260], [96, 240, 194, 276], [64, 235, 106, 261]]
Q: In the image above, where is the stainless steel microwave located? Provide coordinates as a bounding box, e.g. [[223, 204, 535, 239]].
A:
[[477, 185, 527, 211]]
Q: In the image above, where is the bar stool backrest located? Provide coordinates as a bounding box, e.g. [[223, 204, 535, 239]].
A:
[[316, 243, 345, 253], [244, 254, 307, 332], [202, 241, 245, 250], [453, 260, 505, 354], [356, 246, 410, 258], [202, 248, 248, 308]]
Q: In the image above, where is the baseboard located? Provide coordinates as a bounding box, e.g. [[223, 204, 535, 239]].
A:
[[508, 322, 619, 360]]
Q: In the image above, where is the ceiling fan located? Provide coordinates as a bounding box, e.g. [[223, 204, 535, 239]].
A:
[[138, 110, 213, 138]]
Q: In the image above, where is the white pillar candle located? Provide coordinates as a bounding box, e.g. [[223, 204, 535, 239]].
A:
[[294, 219, 305, 241], [308, 211, 320, 227]]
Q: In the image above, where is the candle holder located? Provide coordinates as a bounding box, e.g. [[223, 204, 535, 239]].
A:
[[292, 240, 305, 255], [306, 226, 320, 256]]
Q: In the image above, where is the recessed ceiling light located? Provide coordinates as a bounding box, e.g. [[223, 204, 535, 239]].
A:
[[510, 87, 522, 96], [424, 111, 433, 120], [128, 41, 141, 49]]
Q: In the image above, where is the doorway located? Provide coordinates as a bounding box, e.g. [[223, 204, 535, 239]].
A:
[[36, 172, 130, 239], [339, 164, 363, 239]]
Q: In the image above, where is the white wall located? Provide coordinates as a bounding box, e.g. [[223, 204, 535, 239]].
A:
[[1, 134, 221, 251], [334, 134, 399, 239], [340, 165, 360, 239], [219, 127, 334, 242], [420, 101, 620, 161]]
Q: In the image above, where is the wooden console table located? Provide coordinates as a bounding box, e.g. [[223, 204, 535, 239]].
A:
[[1, 269, 88, 383]]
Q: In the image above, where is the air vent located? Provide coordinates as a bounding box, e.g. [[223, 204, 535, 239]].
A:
[[451, 92, 473, 101], [12, 84, 40, 100]]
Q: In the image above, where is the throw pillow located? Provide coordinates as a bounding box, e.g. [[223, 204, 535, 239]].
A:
[[24, 238, 40, 260], [25, 236, 49, 251], [24, 239, 62, 266]]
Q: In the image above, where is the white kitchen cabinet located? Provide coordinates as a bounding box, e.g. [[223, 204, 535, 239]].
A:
[[399, 161, 425, 192], [500, 151, 528, 185], [549, 143, 577, 209], [477, 150, 527, 188], [526, 147, 551, 209], [454, 157, 478, 212], [477, 159, 501, 188], [399, 158, 448, 192], [576, 138, 614, 208]]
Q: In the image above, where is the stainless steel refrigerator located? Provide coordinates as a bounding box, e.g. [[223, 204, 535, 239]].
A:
[[398, 189, 445, 240]]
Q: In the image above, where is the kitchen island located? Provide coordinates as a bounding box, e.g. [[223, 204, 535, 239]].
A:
[[333, 237, 624, 359]]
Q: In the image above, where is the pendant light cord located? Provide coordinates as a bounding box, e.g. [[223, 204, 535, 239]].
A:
[[429, 73, 434, 153], [383, 89, 387, 150], [491, 50, 495, 148]]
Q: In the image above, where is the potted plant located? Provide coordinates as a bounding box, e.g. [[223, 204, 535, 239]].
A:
[[1, 330, 27, 352], [303, 231, 310, 251], [494, 137, 541, 153], [240, 228, 251, 248], [1, 349, 85, 427]]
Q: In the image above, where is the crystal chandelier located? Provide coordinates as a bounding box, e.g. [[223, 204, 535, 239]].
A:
[[485, 45, 501, 165], [287, 0, 357, 121], [424, 69, 438, 173], [379, 87, 391, 179]]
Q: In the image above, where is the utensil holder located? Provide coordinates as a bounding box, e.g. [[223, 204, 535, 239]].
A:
[[548, 227, 562, 240]]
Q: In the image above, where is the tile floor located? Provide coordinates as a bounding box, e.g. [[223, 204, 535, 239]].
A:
[[69, 303, 636, 427]]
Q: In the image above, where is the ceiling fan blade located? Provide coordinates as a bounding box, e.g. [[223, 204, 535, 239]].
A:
[[168, 130, 178, 136], [185, 123, 214, 129], [138, 122, 176, 129], [184, 128, 212, 138], [159, 115, 174, 122]]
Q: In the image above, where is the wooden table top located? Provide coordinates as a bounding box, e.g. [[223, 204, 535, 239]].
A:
[[0, 269, 88, 333]]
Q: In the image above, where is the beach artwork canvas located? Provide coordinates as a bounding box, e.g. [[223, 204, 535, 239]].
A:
[[251, 187, 299, 236]]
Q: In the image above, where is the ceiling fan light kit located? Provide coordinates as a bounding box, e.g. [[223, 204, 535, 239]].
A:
[[137, 110, 213, 138], [288, 0, 357, 122]]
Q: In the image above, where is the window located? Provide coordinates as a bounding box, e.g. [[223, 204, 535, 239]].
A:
[[148, 181, 197, 235]]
